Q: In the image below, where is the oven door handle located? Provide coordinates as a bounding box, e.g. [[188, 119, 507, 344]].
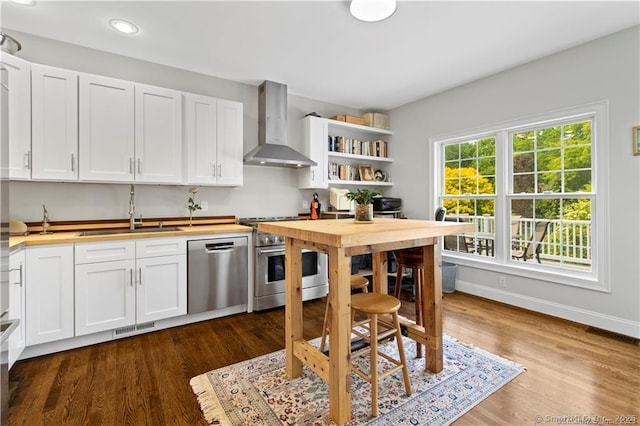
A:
[[257, 247, 316, 255], [257, 247, 284, 255]]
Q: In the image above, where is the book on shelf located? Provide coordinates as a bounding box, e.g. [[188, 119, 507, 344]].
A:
[[328, 136, 389, 158], [328, 162, 359, 181]]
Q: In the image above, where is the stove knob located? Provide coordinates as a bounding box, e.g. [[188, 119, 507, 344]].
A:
[[260, 235, 271, 245], [275, 236, 284, 244]]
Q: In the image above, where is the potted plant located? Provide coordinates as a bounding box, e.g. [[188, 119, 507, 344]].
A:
[[346, 188, 380, 223]]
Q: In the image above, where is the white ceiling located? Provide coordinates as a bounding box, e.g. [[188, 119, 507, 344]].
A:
[[2, 1, 639, 111]]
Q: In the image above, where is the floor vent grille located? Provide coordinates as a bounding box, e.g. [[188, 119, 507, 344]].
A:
[[585, 327, 639, 346], [114, 325, 136, 336], [113, 322, 156, 338]]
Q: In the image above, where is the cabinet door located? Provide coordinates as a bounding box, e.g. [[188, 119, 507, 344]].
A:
[[216, 99, 243, 186], [75, 260, 136, 336], [298, 116, 328, 189], [0, 54, 31, 179], [136, 255, 186, 323], [25, 245, 74, 346], [31, 64, 78, 181], [185, 93, 217, 185], [8, 250, 26, 369], [134, 84, 183, 183], [79, 73, 135, 182]]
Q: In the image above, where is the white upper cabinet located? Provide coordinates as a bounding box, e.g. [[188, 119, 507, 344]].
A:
[[216, 99, 243, 185], [79, 75, 182, 183], [31, 64, 79, 181], [79, 73, 135, 182], [185, 94, 243, 186], [0, 54, 31, 180], [134, 84, 183, 184], [298, 115, 328, 189]]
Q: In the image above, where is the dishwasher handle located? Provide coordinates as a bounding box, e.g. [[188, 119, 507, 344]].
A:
[[204, 242, 235, 253]]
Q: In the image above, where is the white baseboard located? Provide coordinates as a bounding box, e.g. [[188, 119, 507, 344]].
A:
[[455, 279, 640, 339]]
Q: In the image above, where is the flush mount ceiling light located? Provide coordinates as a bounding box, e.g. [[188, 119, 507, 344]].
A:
[[350, 0, 397, 22], [109, 19, 139, 34], [9, 0, 36, 5]]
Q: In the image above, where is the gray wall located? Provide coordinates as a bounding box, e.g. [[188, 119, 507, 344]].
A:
[[387, 26, 640, 337], [6, 30, 363, 221]]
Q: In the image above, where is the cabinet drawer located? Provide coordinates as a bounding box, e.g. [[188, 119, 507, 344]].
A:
[[75, 241, 136, 264], [136, 237, 186, 258]]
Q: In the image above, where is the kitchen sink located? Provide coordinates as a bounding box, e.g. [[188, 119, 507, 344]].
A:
[[79, 227, 182, 236]]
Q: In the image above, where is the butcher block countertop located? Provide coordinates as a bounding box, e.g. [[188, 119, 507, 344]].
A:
[[9, 216, 252, 249], [259, 217, 473, 254]]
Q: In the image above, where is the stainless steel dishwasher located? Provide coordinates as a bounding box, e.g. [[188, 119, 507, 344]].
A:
[[187, 236, 248, 314]]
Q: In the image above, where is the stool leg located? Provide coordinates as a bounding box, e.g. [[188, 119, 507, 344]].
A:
[[393, 312, 412, 396], [415, 268, 423, 358], [394, 265, 404, 299], [319, 300, 330, 353], [370, 313, 379, 417]]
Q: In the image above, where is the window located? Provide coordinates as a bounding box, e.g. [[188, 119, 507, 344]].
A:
[[509, 120, 593, 271], [434, 102, 608, 289], [441, 137, 496, 256]]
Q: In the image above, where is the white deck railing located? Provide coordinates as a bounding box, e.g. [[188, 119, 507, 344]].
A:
[[450, 215, 592, 268]]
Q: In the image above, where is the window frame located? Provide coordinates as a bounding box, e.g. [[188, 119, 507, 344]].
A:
[[431, 101, 610, 292]]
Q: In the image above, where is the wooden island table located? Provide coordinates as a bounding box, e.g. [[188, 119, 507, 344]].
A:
[[258, 217, 474, 424]]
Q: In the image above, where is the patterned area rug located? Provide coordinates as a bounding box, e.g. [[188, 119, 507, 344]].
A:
[[190, 335, 524, 425]]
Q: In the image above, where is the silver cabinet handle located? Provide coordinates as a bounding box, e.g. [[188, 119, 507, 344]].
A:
[[129, 157, 134, 174], [71, 153, 75, 172], [218, 163, 222, 177], [138, 267, 142, 286], [130, 268, 134, 287], [137, 158, 141, 174], [10, 265, 22, 287], [24, 151, 31, 170], [212, 163, 216, 177]]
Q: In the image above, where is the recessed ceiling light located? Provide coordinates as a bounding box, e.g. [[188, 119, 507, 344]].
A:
[[109, 19, 139, 34], [9, 0, 36, 6], [350, 0, 397, 23]]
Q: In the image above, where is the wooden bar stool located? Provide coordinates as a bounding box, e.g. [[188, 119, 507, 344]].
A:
[[350, 292, 412, 417], [319, 275, 369, 353], [393, 247, 424, 358]]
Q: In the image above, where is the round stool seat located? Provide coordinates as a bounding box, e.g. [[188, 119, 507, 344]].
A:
[[351, 293, 401, 315], [394, 247, 424, 267], [350, 275, 369, 291]]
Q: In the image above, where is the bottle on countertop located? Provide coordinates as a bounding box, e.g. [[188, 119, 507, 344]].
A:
[[310, 192, 321, 220]]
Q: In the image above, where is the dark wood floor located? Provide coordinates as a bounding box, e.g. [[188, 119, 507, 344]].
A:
[[8, 291, 640, 425]]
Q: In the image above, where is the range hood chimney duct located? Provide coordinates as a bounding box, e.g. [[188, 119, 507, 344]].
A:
[[243, 80, 316, 168]]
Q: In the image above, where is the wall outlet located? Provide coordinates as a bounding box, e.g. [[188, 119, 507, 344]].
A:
[[498, 276, 507, 288], [302, 199, 308, 210], [200, 201, 208, 212]]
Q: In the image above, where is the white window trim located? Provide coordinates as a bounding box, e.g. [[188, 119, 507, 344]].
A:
[[429, 100, 610, 292]]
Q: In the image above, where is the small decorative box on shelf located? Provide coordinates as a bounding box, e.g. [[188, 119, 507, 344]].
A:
[[362, 112, 390, 129], [330, 114, 366, 126]]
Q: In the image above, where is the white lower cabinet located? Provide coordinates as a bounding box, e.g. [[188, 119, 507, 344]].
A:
[[136, 255, 187, 323], [25, 245, 75, 346], [74, 238, 186, 336], [8, 249, 26, 368], [75, 259, 136, 336]]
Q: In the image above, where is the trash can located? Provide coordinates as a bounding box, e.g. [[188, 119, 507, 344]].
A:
[[441, 261, 458, 293]]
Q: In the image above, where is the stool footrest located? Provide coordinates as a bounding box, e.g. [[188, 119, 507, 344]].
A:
[[321, 338, 370, 356]]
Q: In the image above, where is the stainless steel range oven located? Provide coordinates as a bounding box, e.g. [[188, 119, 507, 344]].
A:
[[239, 217, 328, 311]]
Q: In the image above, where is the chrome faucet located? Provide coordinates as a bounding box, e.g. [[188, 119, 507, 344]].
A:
[[128, 184, 143, 230]]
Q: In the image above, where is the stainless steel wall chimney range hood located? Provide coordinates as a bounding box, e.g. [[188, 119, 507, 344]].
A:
[[243, 80, 316, 168]]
